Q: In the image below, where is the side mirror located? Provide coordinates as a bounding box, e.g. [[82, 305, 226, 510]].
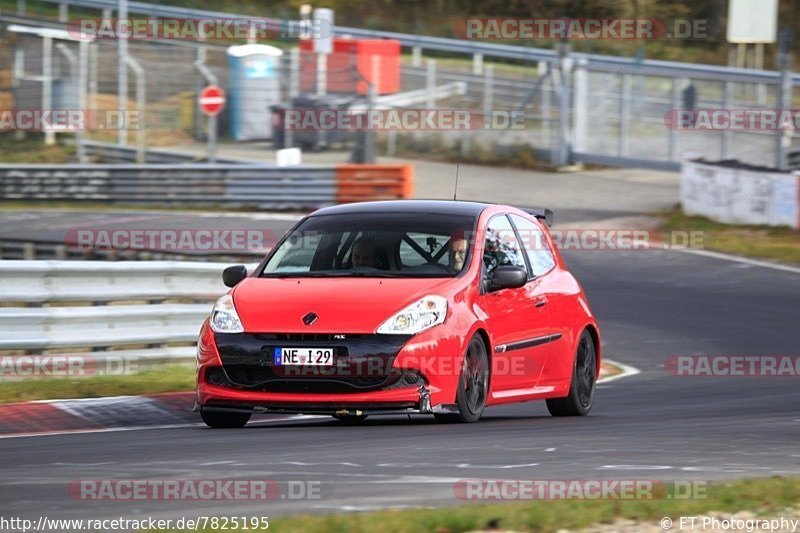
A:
[[488, 265, 528, 292], [222, 265, 248, 288]]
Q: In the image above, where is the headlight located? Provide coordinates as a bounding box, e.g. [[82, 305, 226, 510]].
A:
[[377, 295, 448, 335], [210, 294, 244, 333]]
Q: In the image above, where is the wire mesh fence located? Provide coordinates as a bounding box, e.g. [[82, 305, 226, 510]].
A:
[[0, 17, 797, 169]]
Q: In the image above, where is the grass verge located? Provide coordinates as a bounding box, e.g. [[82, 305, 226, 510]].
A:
[[0, 363, 195, 404], [151, 476, 800, 532], [659, 207, 800, 266], [0, 360, 621, 404], [0, 132, 74, 163]]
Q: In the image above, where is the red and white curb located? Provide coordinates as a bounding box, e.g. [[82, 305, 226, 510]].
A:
[[0, 392, 318, 439], [0, 359, 639, 439]]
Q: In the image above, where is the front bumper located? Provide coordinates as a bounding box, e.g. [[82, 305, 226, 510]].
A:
[[194, 384, 460, 416], [196, 321, 466, 414]]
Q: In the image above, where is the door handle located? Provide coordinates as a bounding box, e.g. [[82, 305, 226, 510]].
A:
[[534, 297, 548, 308]]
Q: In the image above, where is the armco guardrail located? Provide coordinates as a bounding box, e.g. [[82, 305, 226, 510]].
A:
[[0, 260, 247, 365], [681, 159, 800, 229], [0, 260, 229, 304], [0, 237, 264, 262], [81, 141, 254, 165], [0, 163, 414, 208]]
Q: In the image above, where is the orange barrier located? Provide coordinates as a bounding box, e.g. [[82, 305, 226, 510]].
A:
[[335, 164, 414, 203]]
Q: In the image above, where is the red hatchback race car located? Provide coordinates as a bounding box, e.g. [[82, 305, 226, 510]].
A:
[[195, 200, 600, 427]]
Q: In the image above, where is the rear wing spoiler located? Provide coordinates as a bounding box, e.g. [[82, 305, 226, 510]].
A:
[[520, 208, 554, 227]]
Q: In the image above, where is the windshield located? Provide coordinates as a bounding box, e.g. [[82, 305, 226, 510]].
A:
[[260, 212, 476, 278]]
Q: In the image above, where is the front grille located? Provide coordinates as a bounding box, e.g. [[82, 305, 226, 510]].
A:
[[214, 332, 413, 391], [251, 333, 368, 342]]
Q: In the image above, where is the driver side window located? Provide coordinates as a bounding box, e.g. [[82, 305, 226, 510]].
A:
[[483, 215, 527, 276]]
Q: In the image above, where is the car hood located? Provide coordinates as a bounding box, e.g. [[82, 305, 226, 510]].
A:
[[232, 276, 457, 334]]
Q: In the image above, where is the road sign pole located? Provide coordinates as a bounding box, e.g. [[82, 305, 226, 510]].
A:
[[118, 0, 128, 146], [209, 115, 217, 164], [198, 85, 225, 164]]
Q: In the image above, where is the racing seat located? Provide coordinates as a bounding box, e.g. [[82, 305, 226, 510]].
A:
[[342, 246, 390, 270]]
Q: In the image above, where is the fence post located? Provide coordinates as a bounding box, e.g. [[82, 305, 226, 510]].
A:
[[483, 64, 494, 118], [43, 35, 55, 146], [289, 47, 300, 98], [618, 74, 631, 157], [56, 43, 86, 163], [125, 55, 146, 164], [472, 53, 483, 75], [316, 53, 326, 96], [364, 55, 379, 164], [285, 47, 300, 149], [387, 130, 397, 156], [426, 59, 436, 109], [12, 42, 25, 141], [774, 67, 792, 170], [775, 30, 793, 170], [17, 0, 25, 16], [552, 43, 571, 167], [571, 58, 588, 156], [668, 78, 680, 161], [88, 42, 97, 115], [411, 46, 422, 67], [721, 81, 731, 160], [541, 62, 551, 152], [118, 0, 128, 147]]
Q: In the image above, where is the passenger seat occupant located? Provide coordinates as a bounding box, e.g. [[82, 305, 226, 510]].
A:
[[448, 230, 469, 272], [351, 236, 379, 268]]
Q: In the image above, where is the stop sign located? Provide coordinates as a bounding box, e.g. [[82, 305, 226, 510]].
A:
[[199, 86, 225, 116]]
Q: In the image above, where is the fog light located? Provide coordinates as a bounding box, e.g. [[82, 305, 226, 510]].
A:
[[206, 367, 229, 386]]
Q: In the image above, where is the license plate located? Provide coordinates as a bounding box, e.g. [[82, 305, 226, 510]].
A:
[[273, 347, 334, 366]]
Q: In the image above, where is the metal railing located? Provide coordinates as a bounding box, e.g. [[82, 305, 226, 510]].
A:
[[0, 163, 414, 207], [33, 0, 800, 85], [0, 260, 246, 363], [8, 0, 799, 171], [80, 141, 258, 164], [0, 237, 263, 262]]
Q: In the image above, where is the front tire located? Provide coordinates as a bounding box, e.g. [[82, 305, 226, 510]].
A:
[[546, 330, 597, 416], [200, 410, 252, 428], [435, 334, 489, 423]]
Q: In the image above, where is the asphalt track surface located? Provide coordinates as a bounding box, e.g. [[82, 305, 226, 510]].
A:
[[0, 207, 645, 256], [1, 239, 798, 521]]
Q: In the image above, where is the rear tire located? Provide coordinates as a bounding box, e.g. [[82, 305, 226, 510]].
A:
[[434, 334, 489, 424], [200, 410, 252, 428], [546, 330, 596, 417]]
